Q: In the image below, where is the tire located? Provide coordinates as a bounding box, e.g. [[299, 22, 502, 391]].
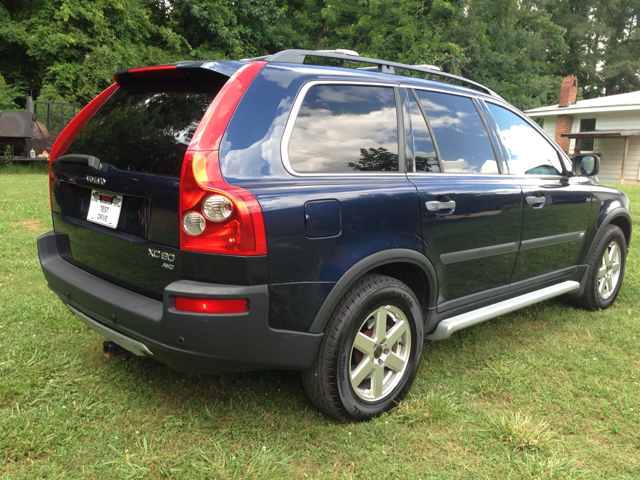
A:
[[302, 274, 424, 422], [575, 224, 627, 311]]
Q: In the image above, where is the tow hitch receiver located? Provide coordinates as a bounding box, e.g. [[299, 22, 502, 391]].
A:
[[103, 341, 131, 361]]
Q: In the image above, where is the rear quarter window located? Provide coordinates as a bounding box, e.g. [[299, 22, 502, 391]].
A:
[[287, 84, 399, 174]]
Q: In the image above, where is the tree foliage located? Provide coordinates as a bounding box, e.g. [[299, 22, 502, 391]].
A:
[[449, 0, 568, 110], [1, 0, 639, 111], [545, 0, 640, 98]]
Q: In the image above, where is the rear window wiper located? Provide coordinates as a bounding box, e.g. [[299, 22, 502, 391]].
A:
[[57, 154, 101, 172]]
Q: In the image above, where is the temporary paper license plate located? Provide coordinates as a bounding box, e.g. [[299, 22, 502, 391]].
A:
[[87, 190, 123, 229]]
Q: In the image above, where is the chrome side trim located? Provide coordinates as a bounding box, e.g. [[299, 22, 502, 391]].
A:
[[440, 241, 519, 265], [425, 280, 580, 341], [520, 231, 585, 251], [68, 304, 153, 356]]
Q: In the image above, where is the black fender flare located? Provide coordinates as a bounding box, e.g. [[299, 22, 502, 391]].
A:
[[308, 249, 438, 333], [567, 207, 632, 300], [587, 206, 632, 260]]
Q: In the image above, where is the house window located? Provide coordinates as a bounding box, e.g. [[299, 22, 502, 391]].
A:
[[579, 118, 596, 151]]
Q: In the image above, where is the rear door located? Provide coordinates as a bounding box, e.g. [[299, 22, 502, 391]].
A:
[[404, 87, 523, 310], [49, 66, 235, 298], [483, 102, 592, 282]]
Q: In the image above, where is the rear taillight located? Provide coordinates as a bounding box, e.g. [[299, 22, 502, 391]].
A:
[[179, 152, 267, 255], [180, 61, 267, 256], [174, 296, 248, 314], [48, 83, 119, 211]]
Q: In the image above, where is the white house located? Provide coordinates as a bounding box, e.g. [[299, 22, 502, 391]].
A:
[[525, 76, 640, 185]]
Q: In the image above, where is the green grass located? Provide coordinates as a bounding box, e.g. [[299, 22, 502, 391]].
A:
[[0, 161, 49, 175], [1, 171, 639, 478]]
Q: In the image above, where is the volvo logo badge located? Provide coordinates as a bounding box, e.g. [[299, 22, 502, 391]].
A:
[[86, 176, 106, 185]]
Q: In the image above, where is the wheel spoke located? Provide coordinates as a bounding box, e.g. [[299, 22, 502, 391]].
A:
[[598, 278, 607, 296], [351, 359, 374, 387], [386, 319, 408, 348], [611, 260, 621, 273], [374, 308, 388, 343], [385, 352, 405, 372], [353, 332, 375, 356], [371, 365, 383, 398], [606, 276, 613, 294], [598, 263, 607, 279]]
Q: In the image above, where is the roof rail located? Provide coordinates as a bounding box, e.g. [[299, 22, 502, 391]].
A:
[[249, 49, 501, 99]]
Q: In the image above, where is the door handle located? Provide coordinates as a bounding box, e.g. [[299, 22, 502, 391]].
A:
[[426, 200, 456, 212], [525, 196, 545, 206]]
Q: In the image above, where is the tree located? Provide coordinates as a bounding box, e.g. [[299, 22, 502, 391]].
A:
[[0, 0, 188, 105], [304, 0, 466, 70], [448, 0, 568, 110], [348, 147, 398, 171], [161, 0, 304, 59], [545, 0, 640, 97], [0, 74, 21, 110]]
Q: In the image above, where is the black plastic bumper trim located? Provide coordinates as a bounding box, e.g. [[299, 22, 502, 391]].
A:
[[38, 230, 322, 374]]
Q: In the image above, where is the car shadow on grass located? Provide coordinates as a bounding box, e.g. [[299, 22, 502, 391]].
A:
[[80, 295, 587, 427]]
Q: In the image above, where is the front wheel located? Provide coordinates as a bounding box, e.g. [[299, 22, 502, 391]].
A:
[[302, 274, 424, 422], [575, 224, 627, 310]]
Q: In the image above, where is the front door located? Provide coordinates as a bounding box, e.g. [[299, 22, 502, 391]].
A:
[[484, 102, 592, 282]]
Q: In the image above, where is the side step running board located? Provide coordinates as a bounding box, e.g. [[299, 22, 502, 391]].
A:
[[425, 281, 580, 341]]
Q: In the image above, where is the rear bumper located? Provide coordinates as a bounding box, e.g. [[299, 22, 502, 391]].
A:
[[38, 230, 322, 374]]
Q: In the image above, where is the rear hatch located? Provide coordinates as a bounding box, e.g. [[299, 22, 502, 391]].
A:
[[49, 62, 246, 299]]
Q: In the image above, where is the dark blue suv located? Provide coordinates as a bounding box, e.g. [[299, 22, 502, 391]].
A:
[[38, 50, 632, 421]]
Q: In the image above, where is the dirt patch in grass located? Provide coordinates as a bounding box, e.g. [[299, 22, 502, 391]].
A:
[[13, 219, 43, 230]]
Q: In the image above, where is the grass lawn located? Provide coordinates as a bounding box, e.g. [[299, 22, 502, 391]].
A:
[[1, 164, 639, 478]]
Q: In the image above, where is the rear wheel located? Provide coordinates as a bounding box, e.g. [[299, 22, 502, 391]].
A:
[[575, 224, 627, 310], [302, 274, 423, 421]]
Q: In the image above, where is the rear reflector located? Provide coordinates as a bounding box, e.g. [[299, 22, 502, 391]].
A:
[[174, 297, 248, 314]]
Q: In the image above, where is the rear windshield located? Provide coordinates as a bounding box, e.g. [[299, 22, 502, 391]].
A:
[[65, 88, 217, 177]]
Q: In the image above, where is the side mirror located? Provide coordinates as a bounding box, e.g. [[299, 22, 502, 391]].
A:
[[572, 154, 599, 176]]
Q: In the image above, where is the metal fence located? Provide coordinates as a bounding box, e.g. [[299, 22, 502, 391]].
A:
[[35, 101, 76, 137]]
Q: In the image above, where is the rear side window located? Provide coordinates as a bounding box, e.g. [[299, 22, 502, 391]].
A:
[[486, 103, 563, 175], [407, 91, 440, 173], [287, 85, 399, 174], [414, 90, 498, 174], [65, 89, 217, 177]]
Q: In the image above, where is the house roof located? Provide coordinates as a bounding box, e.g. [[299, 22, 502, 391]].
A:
[[561, 129, 640, 138], [525, 90, 640, 117]]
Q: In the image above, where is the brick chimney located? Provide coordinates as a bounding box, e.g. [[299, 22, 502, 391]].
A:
[[559, 75, 578, 107], [554, 75, 578, 153]]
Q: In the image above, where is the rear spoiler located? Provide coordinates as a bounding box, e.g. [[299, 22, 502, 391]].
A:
[[113, 62, 246, 93]]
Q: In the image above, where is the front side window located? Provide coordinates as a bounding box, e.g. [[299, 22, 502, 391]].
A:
[[487, 103, 564, 176], [288, 85, 399, 174], [414, 90, 499, 174]]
